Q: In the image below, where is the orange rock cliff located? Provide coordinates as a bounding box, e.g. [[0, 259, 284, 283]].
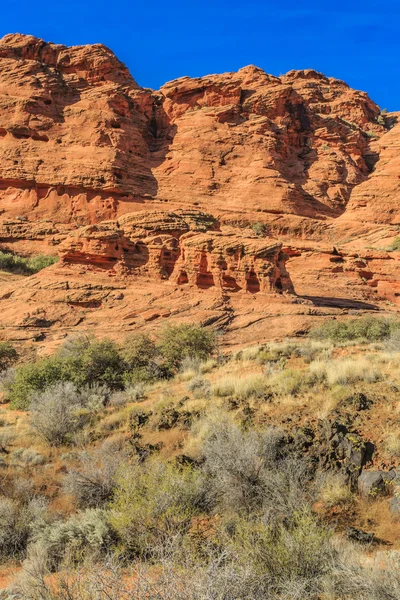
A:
[[0, 33, 399, 350]]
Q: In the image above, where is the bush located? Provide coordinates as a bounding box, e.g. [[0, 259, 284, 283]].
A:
[[110, 459, 206, 558], [310, 316, 399, 343], [185, 375, 211, 398], [0, 251, 58, 275], [6, 356, 65, 409], [29, 382, 85, 446], [60, 336, 124, 389], [0, 341, 17, 371], [30, 508, 113, 570], [158, 324, 217, 370], [63, 442, 125, 508], [6, 337, 125, 409], [201, 419, 308, 518], [121, 334, 169, 384], [0, 496, 46, 559]]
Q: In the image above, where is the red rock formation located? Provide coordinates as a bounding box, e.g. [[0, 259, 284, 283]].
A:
[[59, 210, 293, 294], [0, 34, 387, 225], [0, 33, 399, 350]]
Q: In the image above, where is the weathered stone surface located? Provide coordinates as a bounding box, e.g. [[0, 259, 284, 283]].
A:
[[389, 496, 400, 517], [58, 210, 293, 294], [0, 34, 387, 224], [0, 34, 400, 350], [358, 470, 396, 498]]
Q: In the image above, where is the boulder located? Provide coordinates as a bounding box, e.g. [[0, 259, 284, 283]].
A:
[[358, 470, 397, 498]]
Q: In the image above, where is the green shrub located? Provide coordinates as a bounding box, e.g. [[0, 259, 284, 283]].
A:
[[0, 251, 58, 275], [0, 341, 18, 371], [30, 509, 113, 570], [110, 459, 205, 558], [60, 337, 124, 389], [6, 357, 65, 410], [310, 316, 399, 343], [158, 324, 217, 370], [251, 222, 268, 237]]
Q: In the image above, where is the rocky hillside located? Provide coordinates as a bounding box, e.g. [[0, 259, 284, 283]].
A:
[[0, 33, 399, 351]]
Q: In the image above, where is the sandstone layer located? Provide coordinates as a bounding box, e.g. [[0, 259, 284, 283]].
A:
[[0, 33, 399, 351]]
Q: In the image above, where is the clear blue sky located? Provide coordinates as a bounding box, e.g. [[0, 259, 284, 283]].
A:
[[1, 0, 398, 110]]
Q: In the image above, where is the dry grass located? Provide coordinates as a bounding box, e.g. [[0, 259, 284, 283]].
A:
[[318, 472, 353, 508], [309, 357, 382, 386], [212, 373, 267, 400]]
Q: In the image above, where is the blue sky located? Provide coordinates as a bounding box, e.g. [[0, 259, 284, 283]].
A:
[[1, 0, 398, 110]]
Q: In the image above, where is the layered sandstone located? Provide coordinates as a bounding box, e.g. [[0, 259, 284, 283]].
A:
[[0, 34, 388, 225], [59, 210, 293, 294], [0, 34, 399, 350]]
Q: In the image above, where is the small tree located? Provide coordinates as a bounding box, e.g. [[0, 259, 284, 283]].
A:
[[6, 357, 65, 410], [60, 336, 124, 389], [120, 334, 169, 384], [158, 324, 217, 370]]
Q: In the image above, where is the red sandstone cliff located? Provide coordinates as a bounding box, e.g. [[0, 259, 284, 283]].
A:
[[0, 34, 399, 349]]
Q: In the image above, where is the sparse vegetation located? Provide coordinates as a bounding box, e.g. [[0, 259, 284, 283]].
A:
[[0, 341, 18, 372], [310, 316, 399, 343], [1, 321, 400, 598], [0, 251, 58, 275]]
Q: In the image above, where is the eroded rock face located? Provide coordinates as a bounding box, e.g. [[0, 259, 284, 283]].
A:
[[59, 210, 293, 294], [0, 34, 387, 224], [0, 34, 400, 350]]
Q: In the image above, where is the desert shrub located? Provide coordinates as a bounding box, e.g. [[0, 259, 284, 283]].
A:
[[212, 373, 267, 400], [384, 327, 400, 352], [78, 382, 112, 411], [201, 419, 309, 517], [310, 316, 399, 343], [63, 442, 125, 508], [0, 341, 17, 372], [60, 336, 124, 389], [0, 366, 16, 393], [121, 334, 169, 385], [179, 355, 202, 380], [251, 222, 268, 237], [158, 323, 217, 370], [6, 356, 65, 410], [110, 459, 206, 558], [220, 508, 334, 596], [0, 251, 58, 275], [185, 375, 211, 398], [30, 508, 113, 570], [0, 426, 14, 452], [0, 496, 46, 559], [125, 383, 146, 402], [29, 382, 85, 446], [297, 341, 333, 364]]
